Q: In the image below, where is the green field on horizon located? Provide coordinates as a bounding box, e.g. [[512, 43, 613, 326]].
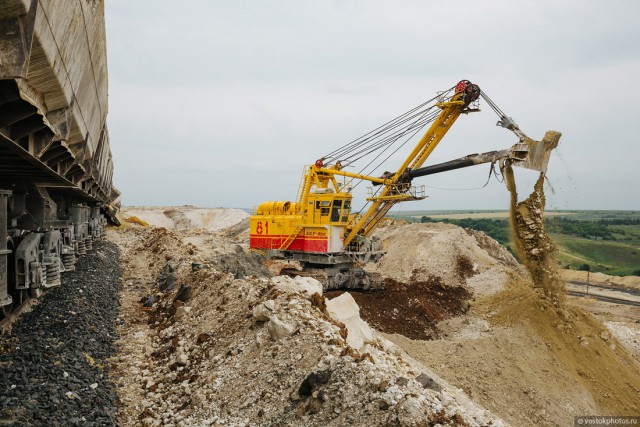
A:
[[396, 210, 640, 277]]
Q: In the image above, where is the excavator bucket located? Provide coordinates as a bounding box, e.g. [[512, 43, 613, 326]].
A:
[[513, 130, 561, 173]]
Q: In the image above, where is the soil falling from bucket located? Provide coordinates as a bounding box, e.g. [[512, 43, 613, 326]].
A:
[[503, 163, 565, 301]]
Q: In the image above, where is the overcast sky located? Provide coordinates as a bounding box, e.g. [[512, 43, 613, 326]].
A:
[[104, 1, 640, 211]]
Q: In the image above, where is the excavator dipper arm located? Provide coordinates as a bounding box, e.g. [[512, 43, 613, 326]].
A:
[[408, 149, 512, 178], [407, 129, 560, 179]]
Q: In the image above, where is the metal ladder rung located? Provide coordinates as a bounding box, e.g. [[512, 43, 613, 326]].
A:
[[294, 166, 309, 204], [279, 226, 303, 250]]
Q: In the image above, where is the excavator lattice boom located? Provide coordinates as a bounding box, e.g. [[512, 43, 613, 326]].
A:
[[249, 80, 560, 290]]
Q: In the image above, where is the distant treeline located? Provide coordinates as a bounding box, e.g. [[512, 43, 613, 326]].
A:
[[417, 214, 640, 276], [419, 216, 511, 244], [418, 215, 639, 242], [594, 218, 640, 225], [545, 217, 615, 240]]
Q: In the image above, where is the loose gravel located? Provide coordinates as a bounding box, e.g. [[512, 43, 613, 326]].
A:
[[0, 240, 122, 426]]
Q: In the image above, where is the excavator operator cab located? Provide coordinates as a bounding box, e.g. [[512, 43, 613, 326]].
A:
[[330, 199, 350, 222], [308, 193, 351, 225]]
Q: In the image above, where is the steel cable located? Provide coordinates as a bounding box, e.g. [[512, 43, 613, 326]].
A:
[[322, 87, 454, 163]]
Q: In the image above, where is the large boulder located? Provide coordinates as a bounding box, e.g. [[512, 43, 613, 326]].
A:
[[272, 275, 323, 296], [325, 292, 374, 351]]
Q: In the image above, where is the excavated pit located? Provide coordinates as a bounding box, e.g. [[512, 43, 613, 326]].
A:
[[326, 275, 471, 340]]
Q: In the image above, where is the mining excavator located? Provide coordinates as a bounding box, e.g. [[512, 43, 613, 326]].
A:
[[250, 80, 560, 290]]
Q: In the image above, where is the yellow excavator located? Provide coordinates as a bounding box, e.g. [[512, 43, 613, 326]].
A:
[[250, 80, 560, 290]]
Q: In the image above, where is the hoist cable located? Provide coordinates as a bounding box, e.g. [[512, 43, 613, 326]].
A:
[[343, 109, 441, 164], [341, 107, 440, 192], [323, 88, 452, 160], [360, 109, 441, 176], [479, 91, 506, 119], [322, 87, 454, 162], [322, 100, 433, 159], [326, 104, 439, 162], [323, 104, 432, 162]]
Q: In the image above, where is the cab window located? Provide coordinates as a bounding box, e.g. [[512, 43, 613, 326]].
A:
[[317, 200, 331, 216], [342, 200, 351, 222], [331, 200, 343, 222]]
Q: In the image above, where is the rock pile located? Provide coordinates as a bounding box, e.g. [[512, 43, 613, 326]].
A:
[[208, 244, 271, 278], [0, 241, 122, 426], [108, 210, 640, 427], [368, 220, 640, 426], [121, 207, 248, 232]]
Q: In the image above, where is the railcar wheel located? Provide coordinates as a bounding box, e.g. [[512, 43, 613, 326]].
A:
[[29, 287, 42, 298]]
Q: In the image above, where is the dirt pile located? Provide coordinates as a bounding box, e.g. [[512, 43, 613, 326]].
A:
[[125, 216, 150, 227], [108, 224, 503, 426], [121, 206, 248, 231], [107, 206, 640, 426], [504, 164, 564, 299], [489, 279, 640, 417], [370, 221, 521, 297], [208, 244, 271, 278], [370, 219, 640, 425], [561, 269, 640, 291], [604, 321, 640, 359], [222, 217, 250, 241]]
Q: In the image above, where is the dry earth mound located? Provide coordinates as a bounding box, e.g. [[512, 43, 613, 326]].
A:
[[121, 206, 248, 231], [108, 224, 503, 426], [561, 269, 640, 291], [370, 221, 520, 296], [364, 221, 640, 426], [327, 276, 471, 340]]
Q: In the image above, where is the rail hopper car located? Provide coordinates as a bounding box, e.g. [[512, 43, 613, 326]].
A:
[[0, 0, 119, 317]]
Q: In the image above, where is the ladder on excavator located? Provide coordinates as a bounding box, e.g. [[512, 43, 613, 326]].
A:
[[279, 225, 303, 251]]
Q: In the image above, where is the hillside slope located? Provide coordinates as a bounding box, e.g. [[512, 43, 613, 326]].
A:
[[369, 222, 640, 426]]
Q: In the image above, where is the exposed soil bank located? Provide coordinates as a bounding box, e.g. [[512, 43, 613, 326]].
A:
[[327, 276, 471, 340]]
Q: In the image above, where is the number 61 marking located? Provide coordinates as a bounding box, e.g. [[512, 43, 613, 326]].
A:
[[256, 221, 269, 235]]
